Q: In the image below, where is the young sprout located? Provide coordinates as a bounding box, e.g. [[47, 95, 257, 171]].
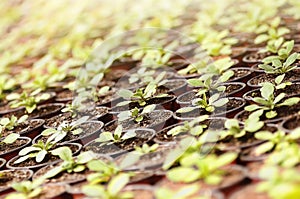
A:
[[117, 105, 155, 123], [7, 91, 51, 113], [167, 115, 209, 137], [5, 178, 45, 199], [141, 48, 173, 68], [0, 74, 16, 100], [254, 128, 300, 156], [14, 140, 61, 164], [258, 40, 300, 77], [95, 126, 136, 145], [220, 111, 264, 139], [177, 93, 229, 114], [167, 152, 237, 185], [44, 148, 97, 178], [86, 159, 120, 184], [41, 116, 89, 143], [82, 173, 133, 199], [245, 82, 300, 118], [117, 81, 167, 107], [61, 96, 87, 118], [0, 115, 28, 131], [155, 183, 204, 199]]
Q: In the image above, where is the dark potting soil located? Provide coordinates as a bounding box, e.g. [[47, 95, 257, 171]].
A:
[[112, 96, 174, 112], [228, 68, 251, 82], [45, 112, 73, 128], [243, 51, 272, 63], [282, 114, 300, 130], [1, 119, 43, 137], [56, 89, 73, 100], [0, 138, 28, 155], [84, 130, 153, 154], [95, 90, 117, 106], [0, 170, 32, 192], [34, 184, 66, 199], [249, 69, 300, 86], [156, 80, 186, 95], [176, 98, 244, 118]]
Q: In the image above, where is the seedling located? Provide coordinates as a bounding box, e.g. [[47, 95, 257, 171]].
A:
[[0, 115, 28, 131], [177, 93, 229, 113], [117, 105, 155, 123], [141, 48, 173, 68], [14, 140, 62, 164], [82, 173, 133, 199], [245, 82, 300, 118], [41, 116, 89, 143], [167, 152, 237, 184], [86, 159, 120, 184], [155, 183, 205, 199], [61, 96, 88, 118], [254, 128, 300, 156], [0, 74, 16, 100], [257, 166, 300, 199], [219, 111, 264, 139], [177, 55, 210, 75], [95, 126, 136, 145], [7, 91, 51, 113], [258, 40, 300, 76], [203, 57, 235, 81], [44, 147, 97, 178], [167, 115, 209, 137], [117, 80, 167, 107], [5, 178, 45, 199]]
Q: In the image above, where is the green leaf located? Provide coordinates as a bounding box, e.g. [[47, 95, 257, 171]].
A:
[[77, 151, 96, 164], [254, 34, 269, 44], [17, 115, 28, 124], [19, 146, 40, 156], [273, 93, 285, 104], [14, 155, 30, 164], [255, 142, 274, 155], [51, 147, 72, 161], [212, 98, 229, 107], [45, 166, 64, 178], [275, 74, 285, 85], [141, 104, 155, 114], [245, 104, 261, 112], [284, 52, 298, 67], [266, 110, 277, 118], [117, 111, 131, 122], [187, 79, 202, 87], [82, 185, 105, 198], [119, 152, 141, 169], [255, 131, 274, 140], [260, 83, 274, 100], [167, 167, 200, 183], [41, 128, 57, 136], [117, 89, 133, 99], [96, 132, 114, 143], [107, 174, 130, 195], [36, 150, 47, 162], [2, 133, 19, 144], [121, 130, 136, 140], [176, 107, 197, 113], [278, 97, 300, 107]]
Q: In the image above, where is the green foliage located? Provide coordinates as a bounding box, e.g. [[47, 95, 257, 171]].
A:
[[0, 74, 16, 100], [0, 115, 28, 131], [254, 128, 300, 156], [245, 82, 300, 119], [167, 115, 209, 137], [7, 91, 51, 113], [14, 140, 61, 164], [219, 111, 264, 139], [167, 152, 237, 184], [95, 126, 136, 145], [41, 116, 89, 143], [258, 40, 300, 75], [257, 166, 300, 199], [5, 178, 45, 199], [86, 159, 120, 184], [82, 173, 133, 199], [177, 93, 228, 114], [155, 183, 206, 199], [117, 104, 155, 123], [45, 148, 97, 178]]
